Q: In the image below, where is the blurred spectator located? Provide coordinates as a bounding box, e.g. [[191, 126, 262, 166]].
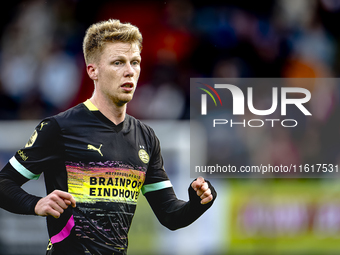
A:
[[0, 80, 18, 119], [0, 0, 82, 119], [39, 50, 80, 112], [0, 54, 39, 102]]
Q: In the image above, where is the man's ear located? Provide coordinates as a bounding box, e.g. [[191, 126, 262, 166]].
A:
[[87, 63, 98, 81]]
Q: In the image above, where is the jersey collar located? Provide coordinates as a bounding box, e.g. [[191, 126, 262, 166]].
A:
[[83, 99, 130, 133], [84, 99, 98, 111]]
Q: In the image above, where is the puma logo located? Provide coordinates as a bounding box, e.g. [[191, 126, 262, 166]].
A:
[[40, 122, 48, 130], [87, 144, 103, 156]]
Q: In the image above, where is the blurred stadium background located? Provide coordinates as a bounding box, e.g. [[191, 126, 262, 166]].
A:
[[1, 0, 340, 254]]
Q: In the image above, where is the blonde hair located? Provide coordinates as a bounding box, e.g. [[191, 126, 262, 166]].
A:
[[83, 19, 143, 65]]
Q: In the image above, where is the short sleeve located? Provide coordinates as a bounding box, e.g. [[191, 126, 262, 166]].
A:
[[141, 129, 173, 195], [8, 118, 62, 181]]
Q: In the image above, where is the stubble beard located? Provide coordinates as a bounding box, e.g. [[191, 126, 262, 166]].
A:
[[108, 91, 134, 107]]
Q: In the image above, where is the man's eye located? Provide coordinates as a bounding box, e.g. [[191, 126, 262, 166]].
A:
[[114, 61, 121, 65], [132, 61, 140, 65]]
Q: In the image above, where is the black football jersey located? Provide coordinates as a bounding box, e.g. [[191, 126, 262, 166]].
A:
[[8, 100, 172, 255]]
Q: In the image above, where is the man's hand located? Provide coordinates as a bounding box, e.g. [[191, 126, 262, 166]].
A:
[[191, 177, 213, 204], [35, 190, 76, 218]]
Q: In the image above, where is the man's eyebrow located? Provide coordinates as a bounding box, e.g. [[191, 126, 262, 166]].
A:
[[110, 54, 140, 59]]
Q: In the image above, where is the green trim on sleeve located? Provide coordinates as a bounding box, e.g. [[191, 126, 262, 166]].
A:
[[141, 180, 173, 195], [9, 156, 40, 180]]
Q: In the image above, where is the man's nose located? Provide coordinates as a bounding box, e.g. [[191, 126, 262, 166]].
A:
[[124, 63, 134, 77]]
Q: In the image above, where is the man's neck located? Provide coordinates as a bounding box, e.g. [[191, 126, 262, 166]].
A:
[[89, 95, 126, 125]]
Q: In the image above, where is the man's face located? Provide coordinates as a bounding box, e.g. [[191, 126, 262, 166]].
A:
[[93, 42, 141, 106]]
